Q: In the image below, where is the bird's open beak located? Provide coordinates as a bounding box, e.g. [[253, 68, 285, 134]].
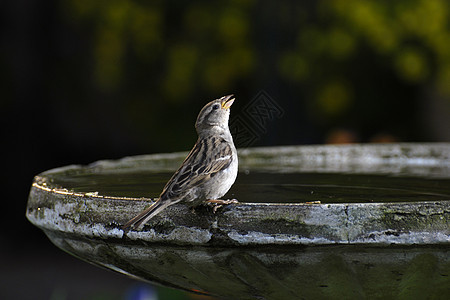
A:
[[221, 95, 235, 110]]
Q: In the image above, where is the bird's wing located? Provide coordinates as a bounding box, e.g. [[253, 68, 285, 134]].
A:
[[160, 136, 233, 200]]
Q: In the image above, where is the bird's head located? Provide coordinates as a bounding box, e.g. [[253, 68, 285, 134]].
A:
[[195, 95, 235, 135]]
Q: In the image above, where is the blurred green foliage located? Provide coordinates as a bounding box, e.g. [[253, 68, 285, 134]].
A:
[[280, 0, 450, 117], [66, 0, 254, 100], [61, 0, 450, 145]]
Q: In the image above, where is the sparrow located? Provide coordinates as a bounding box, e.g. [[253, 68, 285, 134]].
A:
[[122, 95, 238, 231]]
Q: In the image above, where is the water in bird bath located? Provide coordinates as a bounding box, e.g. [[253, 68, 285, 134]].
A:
[[43, 170, 450, 204]]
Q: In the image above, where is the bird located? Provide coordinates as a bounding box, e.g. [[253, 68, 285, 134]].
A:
[[122, 95, 238, 231]]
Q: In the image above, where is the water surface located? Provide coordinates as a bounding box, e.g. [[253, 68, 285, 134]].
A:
[[45, 170, 450, 204]]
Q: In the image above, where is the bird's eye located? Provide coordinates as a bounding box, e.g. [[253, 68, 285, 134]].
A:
[[212, 104, 220, 110]]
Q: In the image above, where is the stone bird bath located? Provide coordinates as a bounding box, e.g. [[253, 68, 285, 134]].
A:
[[27, 144, 450, 299]]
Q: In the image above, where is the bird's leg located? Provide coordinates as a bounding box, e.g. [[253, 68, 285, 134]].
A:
[[206, 199, 239, 213]]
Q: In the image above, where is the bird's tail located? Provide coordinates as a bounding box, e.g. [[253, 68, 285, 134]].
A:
[[122, 199, 171, 231]]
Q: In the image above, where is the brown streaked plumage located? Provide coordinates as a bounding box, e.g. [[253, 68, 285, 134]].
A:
[[122, 95, 238, 231]]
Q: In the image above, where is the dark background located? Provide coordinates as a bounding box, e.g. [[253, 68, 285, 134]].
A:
[[2, 0, 450, 299]]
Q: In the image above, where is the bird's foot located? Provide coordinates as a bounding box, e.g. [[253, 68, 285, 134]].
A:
[[206, 199, 238, 213], [207, 199, 239, 205]]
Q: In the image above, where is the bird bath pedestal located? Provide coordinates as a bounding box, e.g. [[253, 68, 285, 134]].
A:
[[26, 144, 450, 299]]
